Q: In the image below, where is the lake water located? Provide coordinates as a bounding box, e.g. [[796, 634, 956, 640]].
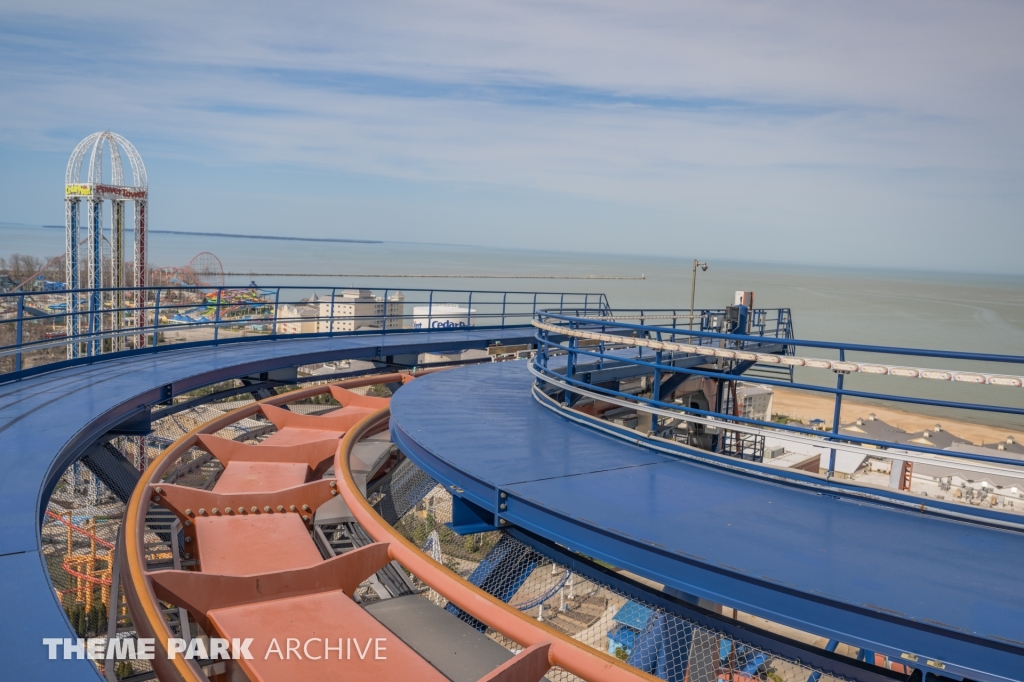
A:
[[3, 223, 1023, 428]]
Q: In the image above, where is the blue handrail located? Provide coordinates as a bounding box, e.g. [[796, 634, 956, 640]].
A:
[[532, 309, 1024, 498], [0, 284, 610, 380], [540, 309, 1024, 364]]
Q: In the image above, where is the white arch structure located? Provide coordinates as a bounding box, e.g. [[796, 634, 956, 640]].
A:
[[65, 132, 148, 356]]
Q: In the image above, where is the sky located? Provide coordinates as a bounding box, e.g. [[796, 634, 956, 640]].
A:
[[1, 1, 1022, 272]]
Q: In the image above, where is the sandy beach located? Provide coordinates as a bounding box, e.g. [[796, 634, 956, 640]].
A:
[[772, 387, 1024, 447]]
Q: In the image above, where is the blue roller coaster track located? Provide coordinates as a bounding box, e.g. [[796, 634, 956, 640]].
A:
[[2, 285, 1023, 681]]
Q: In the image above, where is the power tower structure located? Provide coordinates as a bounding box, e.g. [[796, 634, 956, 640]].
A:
[[65, 133, 148, 357]]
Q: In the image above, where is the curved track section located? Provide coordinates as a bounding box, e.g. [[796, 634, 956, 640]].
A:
[[0, 327, 534, 681], [121, 378, 653, 682], [389, 361, 1024, 682]]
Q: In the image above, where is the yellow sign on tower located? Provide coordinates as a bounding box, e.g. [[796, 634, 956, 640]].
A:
[[65, 184, 92, 196]]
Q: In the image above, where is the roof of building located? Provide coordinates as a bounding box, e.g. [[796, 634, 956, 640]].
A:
[[763, 451, 822, 470], [900, 425, 971, 450], [736, 383, 773, 397], [840, 415, 973, 451], [282, 302, 319, 317], [612, 601, 653, 630], [945, 443, 1024, 465], [983, 436, 1024, 455], [906, 444, 1024, 490], [839, 414, 906, 443]]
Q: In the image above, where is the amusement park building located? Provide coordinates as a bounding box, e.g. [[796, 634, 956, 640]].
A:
[[279, 290, 406, 334], [735, 383, 774, 422], [276, 302, 318, 335], [316, 289, 405, 332]]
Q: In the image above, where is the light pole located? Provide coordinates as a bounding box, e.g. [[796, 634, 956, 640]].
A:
[[689, 259, 707, 330]]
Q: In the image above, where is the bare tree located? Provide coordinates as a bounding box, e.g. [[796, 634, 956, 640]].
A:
[[0, 253, 46, 285]]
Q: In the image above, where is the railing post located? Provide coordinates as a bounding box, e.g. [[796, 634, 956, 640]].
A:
[[532, 293, 538, 318], [564, 326, 576, 407], [501, 293, 507, 328], [151, 289, 161, 349], [328, 288, 336, 336], [14, 293, 24, 373], [653, 334, 663, 404], [426, 290, 434, 330], [466, 291, 473, 327], [213, 289, 223, 342], [827, 349, 845, 479], [272, 288, 280, 336], [382, 289, 389, 336], [637, 311, 644, 359]]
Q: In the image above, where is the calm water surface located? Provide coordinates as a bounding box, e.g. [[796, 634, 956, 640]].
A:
[[3, 224, 1022, 427]]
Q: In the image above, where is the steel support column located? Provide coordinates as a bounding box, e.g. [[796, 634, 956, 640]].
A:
[[87, 198, 102, 356], [65, 197, 80, 358], [134, 199, 147, 347], [827, 349, 846, 478], [111, 199, 125, 351]]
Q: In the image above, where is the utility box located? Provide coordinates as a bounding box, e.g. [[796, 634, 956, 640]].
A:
[[734, 291, 754, 308]]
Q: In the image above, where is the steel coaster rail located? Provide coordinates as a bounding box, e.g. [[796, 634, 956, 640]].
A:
[[120, 374, 655, 682], [121, 373, 413, 682], [336, 409, 659, 682], [531, 309, 1024, 496]]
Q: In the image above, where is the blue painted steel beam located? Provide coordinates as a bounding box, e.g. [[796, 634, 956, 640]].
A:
[[628, 612, 692, 682], [538, 333, 1024, 419], [80, 442, 141, 503], [0, 322, 546, 385], [445, 534, 543, 630], [388, 362, 1024, 682], [534, 339, 1024, 470], [508, 529, 900, 682], [0, 326, 540, 682], [533, 386, 1024, 534]]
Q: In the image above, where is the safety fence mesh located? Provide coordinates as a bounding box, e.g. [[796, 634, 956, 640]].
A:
[[41, 394, 270, 680], [41, 380, 866, 682], [388, 467, 852, 682], [39, 380, 396, 680]]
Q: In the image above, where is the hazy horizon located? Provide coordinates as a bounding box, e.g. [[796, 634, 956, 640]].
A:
[[4, 221, 1024, 282], [2, 1, 1022, 273]]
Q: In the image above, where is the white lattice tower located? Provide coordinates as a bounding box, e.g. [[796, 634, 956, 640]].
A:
[[65, 133, 148, 357]]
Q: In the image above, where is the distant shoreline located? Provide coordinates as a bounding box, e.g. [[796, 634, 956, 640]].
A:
[[222, 272, 642, 279], [773, 386, 1024, 446], [37, 224, 381, 245]]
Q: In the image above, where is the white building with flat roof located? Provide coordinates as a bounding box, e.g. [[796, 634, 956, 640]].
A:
[[316, 289, 405, 332], [278, 295, 320, 334], [735, 383, 773, 422], [278, 290, 405, 334]]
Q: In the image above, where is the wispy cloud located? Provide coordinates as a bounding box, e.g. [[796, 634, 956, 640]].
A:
[[0, 1, 1022, 269]]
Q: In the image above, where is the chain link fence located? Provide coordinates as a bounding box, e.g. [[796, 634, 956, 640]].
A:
[[388, 470, 853, 682], [39, 379, 391, 680], [41, 381, 870, 681]]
